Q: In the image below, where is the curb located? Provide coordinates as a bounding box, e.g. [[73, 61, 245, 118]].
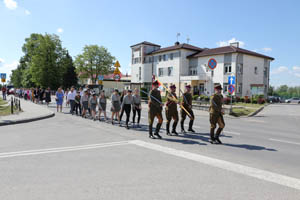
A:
[[247, 104, 268, 117], [0, 111, 55, 126]]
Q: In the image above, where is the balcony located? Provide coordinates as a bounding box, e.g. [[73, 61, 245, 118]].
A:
[[180, 73, 210, 81]]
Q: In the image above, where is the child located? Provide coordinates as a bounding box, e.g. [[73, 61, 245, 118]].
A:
[[98, 90, 107, 121]]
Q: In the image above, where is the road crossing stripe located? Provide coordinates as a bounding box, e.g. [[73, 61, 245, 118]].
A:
[[130, 140, 300, 190], [269, 138, 300, 146], [223, 131, 241, 135], [0, 141, 132, 159]]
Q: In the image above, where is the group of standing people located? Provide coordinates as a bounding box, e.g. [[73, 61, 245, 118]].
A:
[[10, 87, 52, 106], [147, 80, 225, 144]]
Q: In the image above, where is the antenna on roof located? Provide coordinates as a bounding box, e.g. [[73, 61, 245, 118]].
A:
[[187, 35, 190, 44], [176, 33, 181, 42]]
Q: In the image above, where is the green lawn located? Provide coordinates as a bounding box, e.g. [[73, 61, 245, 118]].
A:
[[233, 102, 265, 108], [0, 98, 20, 116], [230, 107, 257, 117]]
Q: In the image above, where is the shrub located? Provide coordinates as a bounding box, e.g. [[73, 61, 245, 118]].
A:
[[204, 96, 210, 102], [258, 98, 266, 104], [223, 97, 231, 105], [251, 99, 258, 104], [236, 96, 241, 102], [192, 95, 199, 101], [240, 97, 245, 103]]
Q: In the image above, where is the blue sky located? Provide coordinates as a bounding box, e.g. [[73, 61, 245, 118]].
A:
[[0, 0, 300, 87]]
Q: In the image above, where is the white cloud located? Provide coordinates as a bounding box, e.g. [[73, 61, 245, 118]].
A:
[[0, 58, 4, 63], [292, 66, 300, 72], [57, 28, 64, 33], [262, 47, 272, 52], [25, 9, 31, 15], [295, 73, 300, 78], [217, 38, 245, 48], [0, 60, 19, 81], [3, 0, 17, 10], [271, 66, 289, 75]]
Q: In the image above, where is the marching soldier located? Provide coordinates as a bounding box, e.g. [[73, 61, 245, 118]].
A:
[[165, 84, 179, 136], [180, 85, 195, 133], [209, 85, 225, 144], [148, 81, 163, 139]]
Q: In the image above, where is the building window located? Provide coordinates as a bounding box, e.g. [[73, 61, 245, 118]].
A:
[[238, 84, 242, 93], [264, 67, 267, 77], [224, 63, 232, 74], [223, 83, 228, 92], [139, 67, 141, 81], [158, 68, 164, 77], [170, 53, 173, 60], [168, 67, 173, 76], [163, 54, 166, 61], [189, 66, 197, 75], [237, 64, 243, 74], [159, 55, 162, 62], [254, 66, 258, 74]]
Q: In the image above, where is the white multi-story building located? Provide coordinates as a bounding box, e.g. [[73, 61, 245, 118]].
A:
[[130, 41, 274, 97]]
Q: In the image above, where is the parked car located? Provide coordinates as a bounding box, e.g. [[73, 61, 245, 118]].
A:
[[7, 88, 15, 95], [285, 97, 300, 104]]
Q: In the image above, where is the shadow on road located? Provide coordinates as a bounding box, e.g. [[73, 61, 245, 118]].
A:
[[162, 138, 207, 145], [224, 143, 277, 151]]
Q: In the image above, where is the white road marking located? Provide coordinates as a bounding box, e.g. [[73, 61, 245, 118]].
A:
[[244, 119, 265, 123], [269, 138, 300, 146], [0, 141, 131, 159], [130, 140, 300, 190], [224, 131, 241, 135]]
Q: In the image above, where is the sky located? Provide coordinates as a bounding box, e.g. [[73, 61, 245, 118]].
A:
[[0, 0, 300, 87]]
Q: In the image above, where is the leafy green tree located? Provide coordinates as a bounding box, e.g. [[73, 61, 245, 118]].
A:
[[75, 45, 115, 84], [62, 52, 78, 89]]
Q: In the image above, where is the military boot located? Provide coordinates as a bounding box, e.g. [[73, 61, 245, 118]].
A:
[[154, 123, 162, 139], [181, 120, 186, 133], [215, 128, 223, 144], [166, 122, 171, 136], [209, 128, 216, 144], [172, 121, 178, 135], [149, 125, 155, 139], [188, 120, 195, 133]]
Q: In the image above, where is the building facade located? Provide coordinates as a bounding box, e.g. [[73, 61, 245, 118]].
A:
[[130, 41, 274, 97]]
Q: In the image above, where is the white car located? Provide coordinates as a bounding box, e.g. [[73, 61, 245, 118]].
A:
[[285, 97, 300, 104]]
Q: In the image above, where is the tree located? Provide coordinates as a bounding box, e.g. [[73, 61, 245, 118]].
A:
[[62, 52, 78, 89], [75, 45, 115, 84]]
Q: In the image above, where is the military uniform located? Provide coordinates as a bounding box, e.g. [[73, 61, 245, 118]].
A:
[[209, 87, 225, 144], [180, 91, 195, 133], [165, 90, 179, 135], [148, 87, 163, 139]]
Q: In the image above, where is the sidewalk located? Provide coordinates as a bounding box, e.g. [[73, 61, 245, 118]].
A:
[[0, 97, 55, 126]]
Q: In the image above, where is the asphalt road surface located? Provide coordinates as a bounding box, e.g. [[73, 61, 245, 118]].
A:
[[1, 102, 300, 200]]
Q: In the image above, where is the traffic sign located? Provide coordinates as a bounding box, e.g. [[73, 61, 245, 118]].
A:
[[0, 73, 6, 82], [208, 58, 217, 70], [114, 61, 121, 68], [113, 67, 120, 75], [98, 75, 104, 81], [228, 84, 235, 94], [228, 76, 235, 85], [113, 73, 121, 81]]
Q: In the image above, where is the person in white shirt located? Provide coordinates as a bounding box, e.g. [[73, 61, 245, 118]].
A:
[[67, 87, 77, 114]]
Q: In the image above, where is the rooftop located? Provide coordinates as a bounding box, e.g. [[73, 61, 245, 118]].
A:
[[148, 42, 203, 55], [188, 46, 274, 60], [130, 41, 161, 48]]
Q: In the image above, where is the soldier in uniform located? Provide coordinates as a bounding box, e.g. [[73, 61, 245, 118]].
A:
[[165, 84, 179, 136], [148, 81, 163, 139], [209, 85, 225, 144], [180, 85, 195, 133]]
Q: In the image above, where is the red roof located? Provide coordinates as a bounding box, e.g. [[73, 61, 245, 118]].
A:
[[103, 72, 131, 80], [130, 41, 161, 47], [148, 43, 203, 55], [188, 46, 274, 60]]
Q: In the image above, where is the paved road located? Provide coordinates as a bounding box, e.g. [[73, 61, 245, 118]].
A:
[[0, 102, 300, 199]]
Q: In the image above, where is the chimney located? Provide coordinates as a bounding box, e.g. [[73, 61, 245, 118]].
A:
[[175, 41, 180, 46], [230, 42, 239, 48]]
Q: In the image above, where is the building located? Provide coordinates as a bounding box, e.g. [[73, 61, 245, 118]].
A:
[[130, 41, 274, 98]]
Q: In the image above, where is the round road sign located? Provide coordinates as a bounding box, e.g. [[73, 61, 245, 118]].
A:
[[208, 58, 217, 70], [113, 74, 121, 81]]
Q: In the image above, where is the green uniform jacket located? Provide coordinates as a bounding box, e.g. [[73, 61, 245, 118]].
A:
[[149, 88, 162, 115], [166, 92, 178, 116], [209, 93, 223, 114], [182, 92, 192, 111]]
